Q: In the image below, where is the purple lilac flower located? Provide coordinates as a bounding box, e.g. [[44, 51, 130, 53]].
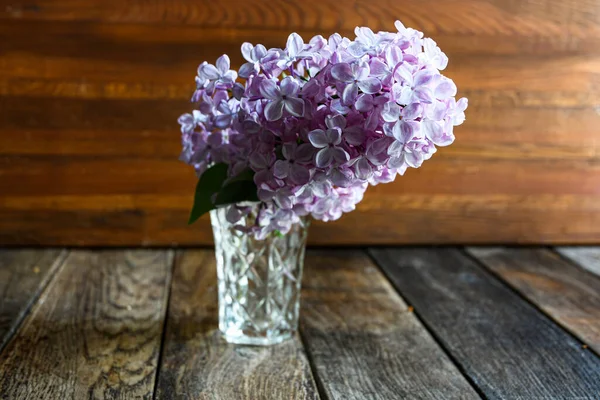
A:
[[178, 21, 468, 238]]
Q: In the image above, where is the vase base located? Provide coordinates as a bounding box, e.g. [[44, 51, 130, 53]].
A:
[[221, 331, 294, 346]]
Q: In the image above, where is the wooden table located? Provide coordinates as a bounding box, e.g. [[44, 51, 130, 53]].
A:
[[1, 247, 600, 399]]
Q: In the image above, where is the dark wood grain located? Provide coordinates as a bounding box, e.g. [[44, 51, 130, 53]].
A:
[[466, 247, 600, 355], [299, 250, 478, 400], [1, 0, 599, 44], [0, 250, 173, 399], [156, 250, 319, 400], [0, 249, 67, 352], [370, 247, 600, 399], [1, 0, 600, 245], [555, 247, 600, 276]]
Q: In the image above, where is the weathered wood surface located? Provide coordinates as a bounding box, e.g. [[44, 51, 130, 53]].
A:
[[467, 247, 600, 355], [370, 247, 600, 399], [1, 0, 600, 245], [555, 247, 600, 277], [0, 250, 173, 399], [156, 250, 319, 400], [0, 249, 67, 352], [300, 250, 478, 400]]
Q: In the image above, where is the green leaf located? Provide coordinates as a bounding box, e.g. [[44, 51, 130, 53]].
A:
[[223, 168, 255, 186], [215, 180, 259, 206], [188, 163, 229, 225], [188, 165, 260, 225]]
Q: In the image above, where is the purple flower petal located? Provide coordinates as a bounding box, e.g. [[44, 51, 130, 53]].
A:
[[207, 132, 223, 147], [381, 102, 401, 122], [355, 94, 374, 112], [252, 44, 267, 60], [331, 99, 351, 115], [249, 152, 266, 170], [265, 99, 284, 121], [392, 120, 413, 141], [331, 63, 355, 82], [414, 69, 434, 86], [284, 97, 305, 117], [385, 46, 403, 68], [344, 126, 366, 146], [238, 62, 256, 78], [332, 147, 350, 163], [422, 119, 445, 145], [342, 83, 359, 105], [290, 164, 310, 184], [355, 158, 373, 180], [257, 187, 275, 201], [259, 79, 280, 100], [435, 79, 457, 99], [241, 43, 254, 62], [326, 114, 347, 130], [387, 140, 404, 157], [232, 82, 245, 100], [199, 64, 219, 80], [315, 148, 333, 167], [394, 64, 413, 84], [456, 97, 468, 112], [280, 77, 299, 96], [308, 129, 329, 148], [365, 109, 381, 131], [325, 127, 342, 145], [347, 42, 368, 58], [273, 160, 290, 179], [405, 150, 424, 168], [387, 155, 405, 169], [216, 55, 230, 74], [286, 33, 304, 58], [402, 102, 423, 120], [295, 143, 316, 163], [214, 114, 232, 129], [328, 168, 352, 187], [414, 87, 434, 104], [371, 137, 392, 155], [369, 58, 389, 77]]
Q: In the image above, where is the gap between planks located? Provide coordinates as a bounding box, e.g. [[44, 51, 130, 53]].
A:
[[0, 248, 69, 354]]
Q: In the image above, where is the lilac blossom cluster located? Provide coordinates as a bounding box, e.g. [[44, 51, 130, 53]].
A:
[[179, 21, 467, 238]]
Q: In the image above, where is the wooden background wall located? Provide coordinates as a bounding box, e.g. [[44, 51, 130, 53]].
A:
[[0, 0, 599, 246]]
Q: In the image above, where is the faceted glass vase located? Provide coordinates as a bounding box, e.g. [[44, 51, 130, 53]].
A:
[[210, 204, 309, 346]]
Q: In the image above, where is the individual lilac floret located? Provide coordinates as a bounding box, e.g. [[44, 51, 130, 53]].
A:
[[308, 127, 350, 168], [259, 77, 305, 121], [331, 62, 381, 105], [198, 55, 237, 93]]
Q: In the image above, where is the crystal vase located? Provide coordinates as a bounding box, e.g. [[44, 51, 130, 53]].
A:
[[210, 204, 309, 345]]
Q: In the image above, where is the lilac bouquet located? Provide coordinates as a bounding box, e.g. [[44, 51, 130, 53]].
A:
[[179, 21, 467, 239]]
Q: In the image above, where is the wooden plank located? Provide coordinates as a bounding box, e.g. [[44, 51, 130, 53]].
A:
[[466, 247, 600, 355], [3, 156, 600, 197], [299, 250, 479, 399], [370, 247, 600, 399], [0, 249, 67, 352], [0, 0, 599, 52], [155, 250, 319, 400], [2, 194, 600, 246], [0, 250, 173, 399], [555, 247, 600, 276]]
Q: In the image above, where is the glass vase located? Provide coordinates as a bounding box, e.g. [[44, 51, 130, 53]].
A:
[[210, 204, 309, 346]]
